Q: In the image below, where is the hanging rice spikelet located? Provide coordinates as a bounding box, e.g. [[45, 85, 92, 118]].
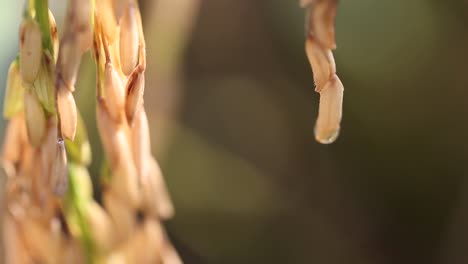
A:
[[302, 0, 344, 144]]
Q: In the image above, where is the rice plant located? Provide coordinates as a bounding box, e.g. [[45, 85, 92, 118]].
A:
[[1, 0, 180, 263]]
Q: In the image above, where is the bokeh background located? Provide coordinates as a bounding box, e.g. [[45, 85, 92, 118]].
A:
[[1, 0, 468, 263]]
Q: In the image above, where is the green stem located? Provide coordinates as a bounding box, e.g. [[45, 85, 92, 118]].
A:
[[34, 0, 53, 55], [68, 163, 95, 264]]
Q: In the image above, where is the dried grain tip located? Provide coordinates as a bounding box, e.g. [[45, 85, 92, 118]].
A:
[[19, 19, 42, 84], [104, 62, 126, 121], [51, 140, 69, 196], [24, 90, 46, 147], [314, 74, 343, 144], [49, 10, 59, 60], [3, 60, 24, 118], [125, 67, 144, 124], [305, 37, 336, 90], [136, 8, 146, 69], [57, 82, 78, 140], [57, 34, 81, 90], [120, 2, 139, 76]]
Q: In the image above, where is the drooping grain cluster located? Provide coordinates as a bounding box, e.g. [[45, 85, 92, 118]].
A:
[[90, 0, 180, 262], [2, 2, 86, 262], [301, 0, 344, 144], [1, 0, 180, 263]]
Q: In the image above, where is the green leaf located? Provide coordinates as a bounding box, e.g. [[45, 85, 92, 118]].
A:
[[64, 163, 95, 264], [34, 0, 53, 55]]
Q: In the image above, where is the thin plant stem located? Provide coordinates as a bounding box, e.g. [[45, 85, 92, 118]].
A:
[[34, 0, 53, 55]]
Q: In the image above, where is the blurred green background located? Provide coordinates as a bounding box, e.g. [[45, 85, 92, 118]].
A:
[[1, 0, 468, 263]]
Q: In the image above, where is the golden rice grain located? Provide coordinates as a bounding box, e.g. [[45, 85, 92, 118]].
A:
[[19, 19, 42, 85], [56, 82, 78, 140], [119, 2, 139, 76], [315, 74, 343, 144], [104, 62, 126, 121], [24, 90, 46, 147]]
